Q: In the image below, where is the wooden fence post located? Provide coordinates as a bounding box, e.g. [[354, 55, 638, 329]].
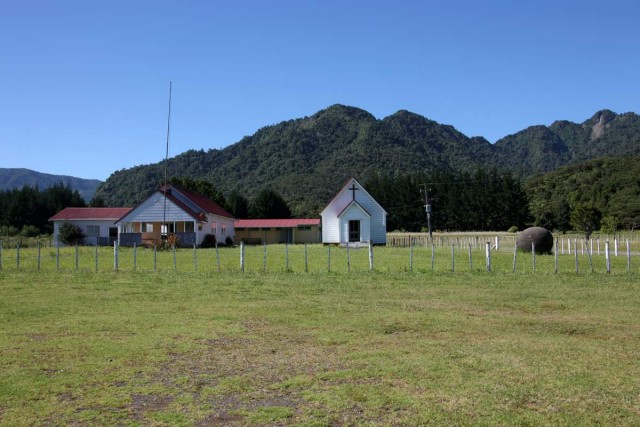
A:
[[469, 243, 473, 271], [114, 241, 118, 271], [95, 244, 98, 272], [193, 243, 197, 272], [512, 243, 517, 273], [327, 244, 331, 273], [153, 244, 157, 271], [575, 243, 579, 274], [451, 244, 455, 272], [215, 243, 221, 273], [37, 241, 41, 271], [346, 244, 351, 273], [486, 242, 491, 272], [240, 241, 245, 272], [587, 243, 593, 273], [554, 238, 558, 274], [263, 242, 267, 272], [409, 239, 414, 272], [133, 243, 137, 271], [305, 243, 309, 273], [56, 242, 60, 270], [16, 242, 20, 270], [605, 241, 611, 273], [532, 242, 536, 272], [627, 239, 631, 272], [368, 241, 373, 271], [172, 246, 177, 271], [615, 238, 619, 257], [285, 244, 289, 272], [431, 243, 435, 271]]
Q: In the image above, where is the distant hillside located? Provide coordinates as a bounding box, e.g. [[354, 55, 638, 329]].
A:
[[525, 157, 640, 230], [94, 105, 640, 216], [494, 110, 640, 177], [0, 168, 102, 201]]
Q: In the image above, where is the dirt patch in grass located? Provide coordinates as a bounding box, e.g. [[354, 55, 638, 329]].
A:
[[123, 330, 348, 424], [131, 394, 174, 420]]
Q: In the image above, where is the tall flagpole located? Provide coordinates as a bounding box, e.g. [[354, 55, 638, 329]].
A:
[[163, 81, 172, 238]]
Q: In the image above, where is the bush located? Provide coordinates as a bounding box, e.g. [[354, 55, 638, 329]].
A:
[[200, 234, 217, 248], [59, 222, 85, 245], [1, 225, 19, 237], [225, 237, 234, 247], [20, 225, 41, 237], [507, 226, 518, 233]]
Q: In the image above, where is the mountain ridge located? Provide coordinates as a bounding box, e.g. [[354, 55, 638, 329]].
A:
[[0, 168, 102, 202]]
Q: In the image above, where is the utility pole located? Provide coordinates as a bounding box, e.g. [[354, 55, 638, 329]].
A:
[[421, 184, 433, 240]]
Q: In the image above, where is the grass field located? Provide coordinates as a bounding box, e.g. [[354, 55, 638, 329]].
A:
[[1, 248, 640, 425]]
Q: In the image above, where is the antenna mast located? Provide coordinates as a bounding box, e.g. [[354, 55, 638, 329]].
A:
[[163, 81, 172, 238]]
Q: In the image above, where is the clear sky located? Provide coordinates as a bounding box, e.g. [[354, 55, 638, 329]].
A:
[[2, 1, 639, 181]]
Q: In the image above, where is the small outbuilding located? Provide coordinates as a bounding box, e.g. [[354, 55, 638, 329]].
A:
[[50, 207, 133, 246], [320, 177, 387, 245], [234, 219, 321, 244]]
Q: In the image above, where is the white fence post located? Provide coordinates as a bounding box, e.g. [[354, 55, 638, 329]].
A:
[[485, 242, 491, 272]]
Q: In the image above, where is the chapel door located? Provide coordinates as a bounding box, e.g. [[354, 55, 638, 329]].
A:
[[348, 220, 360, 242]]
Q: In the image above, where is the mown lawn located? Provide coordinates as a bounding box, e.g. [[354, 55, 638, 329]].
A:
[[1, 268, 639, 425]]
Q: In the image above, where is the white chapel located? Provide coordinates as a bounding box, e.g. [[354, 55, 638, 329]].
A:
[[320, 177, 387, 245]]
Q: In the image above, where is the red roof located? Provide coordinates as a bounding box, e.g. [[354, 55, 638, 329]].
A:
[[234, 218, 320, 228], [160, 184, 235, 219], [50, 207, 132, 221]]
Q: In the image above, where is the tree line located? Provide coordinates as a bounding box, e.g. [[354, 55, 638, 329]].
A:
[[364, 169, 531, 232], [0, 183, 86, 237]]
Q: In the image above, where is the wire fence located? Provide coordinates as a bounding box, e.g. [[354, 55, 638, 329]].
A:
[[1, 238, 638, 275]]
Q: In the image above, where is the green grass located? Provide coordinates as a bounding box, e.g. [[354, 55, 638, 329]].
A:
[[1, 259, 640, 425]]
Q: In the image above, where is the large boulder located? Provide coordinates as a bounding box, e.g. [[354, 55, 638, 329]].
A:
[[516, 227, 554, 254]]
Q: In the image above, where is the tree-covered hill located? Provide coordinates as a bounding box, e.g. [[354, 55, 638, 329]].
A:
[[493, 110, 640, 178], [94, 105, 640, 216], [525, 157, 640, 231], [94, 105, 495, 216]]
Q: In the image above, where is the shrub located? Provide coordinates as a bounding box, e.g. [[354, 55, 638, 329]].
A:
[[200, 234, 217, 248], [59, 222, 85, 245], [507, 226, 518, 233], [1, 225, 20, 237], [225, 237, 234, 247], [20, 225, 41, 237]]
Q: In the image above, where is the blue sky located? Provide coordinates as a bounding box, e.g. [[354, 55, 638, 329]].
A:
[[1, 1, 639, 181]]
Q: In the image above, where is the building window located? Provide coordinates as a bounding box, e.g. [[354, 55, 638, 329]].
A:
[[211, 222, 217, 233], [221, 224, 227, 235], [185, 222, 194, 233], [86, 225, 100, 237], [145, 223, 154, 233], [298, 225, 311, 230]]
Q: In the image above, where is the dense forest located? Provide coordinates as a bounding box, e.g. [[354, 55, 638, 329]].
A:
[[525, 157, 640, 232], [365, 169, 531, 232], [0, 183, 86, 236]]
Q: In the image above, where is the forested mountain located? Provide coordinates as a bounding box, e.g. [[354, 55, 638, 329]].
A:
[[94, 105, 640, 217], [525, 157, 640, 231], [0, 168, 102, 201], [494, 110, 640, 177]]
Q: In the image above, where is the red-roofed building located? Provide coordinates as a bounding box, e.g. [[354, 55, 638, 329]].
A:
[[50, 207, 133, 245], [234, 218, 321, 244], [115, 184, 235, 247]]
